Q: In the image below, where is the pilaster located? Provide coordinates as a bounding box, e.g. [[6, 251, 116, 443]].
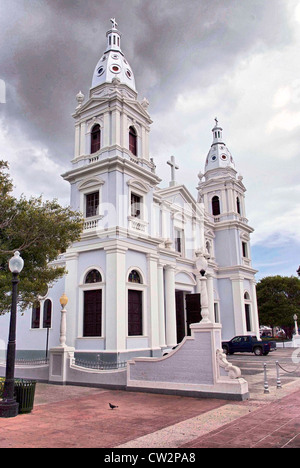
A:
[[105, 245, 128, 350], [165, 264, 177, 347]]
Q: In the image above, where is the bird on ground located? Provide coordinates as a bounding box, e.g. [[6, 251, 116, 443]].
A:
[[109, 403, 118, 410]]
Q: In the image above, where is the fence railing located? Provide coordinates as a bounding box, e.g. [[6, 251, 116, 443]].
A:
[[263, 360, 300, 393], [73, 358, 127, 371], [0, 358, 49, 367]]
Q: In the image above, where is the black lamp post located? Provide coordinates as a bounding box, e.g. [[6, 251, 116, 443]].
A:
[[0, 251, 24, 418]]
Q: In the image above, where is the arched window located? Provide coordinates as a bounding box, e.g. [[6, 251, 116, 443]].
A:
[[128, 270, 143, 336], [129, 126, 137, 156], [212, 196, 220, 216], [91, 124, 101, 154], [85, 269, 102, 284], [83, 269, 103, 337], [237, 197, 241, 215], [244, 292, 251, 332], [31, 303, 41, 329], [43, 299, 52, 329], [128, 270, 142, 284]]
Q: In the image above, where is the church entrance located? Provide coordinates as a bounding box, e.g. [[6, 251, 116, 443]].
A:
[[186, 293, 201, 335], [175, 292, 201, 343], [83, 290, 102, 337]]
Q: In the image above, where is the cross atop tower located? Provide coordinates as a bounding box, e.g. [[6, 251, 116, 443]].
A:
[[167, 155, 179, 187], [110, 18, 118, 29]]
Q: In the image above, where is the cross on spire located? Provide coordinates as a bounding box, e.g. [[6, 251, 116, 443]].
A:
[[167, 155, 179, 187], [110, 18, 118, 29]]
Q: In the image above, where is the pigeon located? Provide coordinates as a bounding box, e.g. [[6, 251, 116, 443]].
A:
[[109, 403, 118, 410]]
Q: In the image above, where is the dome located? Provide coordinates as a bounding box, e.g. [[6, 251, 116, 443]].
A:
[[205, 119, 235, 172], [91, 19, 136, 92]]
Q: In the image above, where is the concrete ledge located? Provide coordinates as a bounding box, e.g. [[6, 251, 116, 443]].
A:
[[126, 385, 250, 401]]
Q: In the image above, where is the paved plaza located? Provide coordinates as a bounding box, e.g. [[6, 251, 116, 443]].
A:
[[0, 348, 300, 449]]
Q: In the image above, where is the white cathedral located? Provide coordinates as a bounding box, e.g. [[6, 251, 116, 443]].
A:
[[0, 20, 260, 362]]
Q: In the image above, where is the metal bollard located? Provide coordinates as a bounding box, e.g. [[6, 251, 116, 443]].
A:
[[276, 361, 282, 389], [264, 363, 270, 394]]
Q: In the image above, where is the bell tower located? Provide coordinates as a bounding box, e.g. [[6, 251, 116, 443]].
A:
[[63, 19, 161, 235], [197, 120, 260, 339]]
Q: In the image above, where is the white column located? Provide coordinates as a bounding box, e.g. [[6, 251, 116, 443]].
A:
[[250, 279, 260, 339], [103, 112, 110, 147], [74, 124, 80, 158], [231, 276, 246, 335], [147, 254, 160, 351], [199, 276, 211, 324], [121, 113, 128, 150], [64, 252, 79, 348], [207, 274, 215, 323], [79, 122, 86, 156], [164, 265, 177, 347], [112, 109, 121, 147], [105, 245, 127, 350], [157, 262, 166, 348]]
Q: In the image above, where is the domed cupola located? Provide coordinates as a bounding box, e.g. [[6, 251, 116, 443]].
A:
[[91, 18, 136, 92], [205, 119, 235, 172]]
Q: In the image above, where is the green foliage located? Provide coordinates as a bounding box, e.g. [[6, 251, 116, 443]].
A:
[[257, 275, 300, 333], [0, 161, 84, 314]]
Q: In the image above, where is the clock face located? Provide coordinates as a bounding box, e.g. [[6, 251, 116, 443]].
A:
[[211, 155, 217, 161], [97, 67, 104, 76], [221, 154, 227, 161]]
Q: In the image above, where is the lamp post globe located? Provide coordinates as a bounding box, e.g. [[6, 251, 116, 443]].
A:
[[0, 252, 24, 418], [8, 251, 24, 274]]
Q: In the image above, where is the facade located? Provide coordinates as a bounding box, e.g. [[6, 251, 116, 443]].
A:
[[0, 20, 260, 362]]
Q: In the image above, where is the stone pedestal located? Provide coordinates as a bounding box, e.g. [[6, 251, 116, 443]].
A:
[[292, 335, 300, 348], [49, 346, 75, 384]]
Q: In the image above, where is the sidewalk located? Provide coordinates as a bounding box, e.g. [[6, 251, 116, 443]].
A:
[[1, 350, 300, 448], [0, 378, 300, 448]]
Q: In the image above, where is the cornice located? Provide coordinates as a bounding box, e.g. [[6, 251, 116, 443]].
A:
[[62, 155, 161, 187]]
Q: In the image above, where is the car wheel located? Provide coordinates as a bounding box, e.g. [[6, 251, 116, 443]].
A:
[[254, 347, 263, 356]]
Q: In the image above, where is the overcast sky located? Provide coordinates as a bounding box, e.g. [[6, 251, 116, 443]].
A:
[[0, 0, 299, 280]]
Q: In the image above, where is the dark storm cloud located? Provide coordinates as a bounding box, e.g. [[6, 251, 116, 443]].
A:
[[0, 0, 293, 164]]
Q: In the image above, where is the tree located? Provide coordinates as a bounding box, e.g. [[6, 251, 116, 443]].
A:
[[257, 275, 300, 339], [0, 161, 84, 314]]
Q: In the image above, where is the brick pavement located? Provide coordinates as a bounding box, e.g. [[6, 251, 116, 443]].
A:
[[0, 385, 226, 448], [180, 389, 300, 448], [0, 382, 300, 448], [1, 348, 300, 448]]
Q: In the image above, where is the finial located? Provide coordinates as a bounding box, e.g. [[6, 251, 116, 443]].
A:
[[110, 18, 118, 29], [214, 117, 218, 127], [76, 91, 85, 108]]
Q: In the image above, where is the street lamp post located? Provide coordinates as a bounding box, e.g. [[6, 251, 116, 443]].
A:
[[195, 252, 211, 324], [0, 252, 24, 418], [59, 293, 68, 347], [293, 314, 299, 337]]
